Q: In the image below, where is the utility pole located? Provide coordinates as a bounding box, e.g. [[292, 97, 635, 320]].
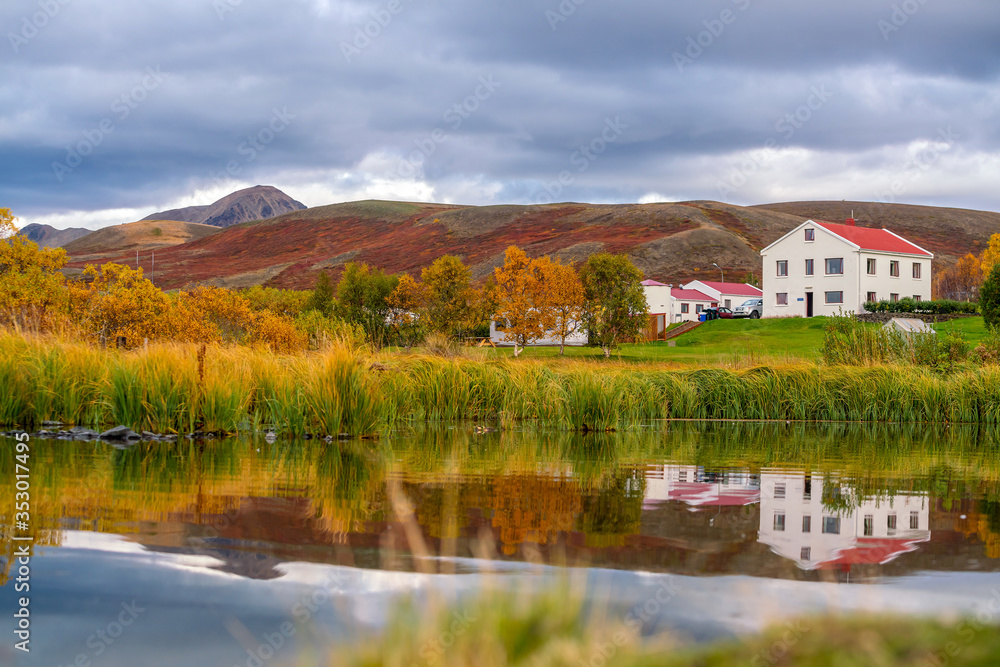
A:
[[151, 251, 154, 285], [713, 262, 724, 284]]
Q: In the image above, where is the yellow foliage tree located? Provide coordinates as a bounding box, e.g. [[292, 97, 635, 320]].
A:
[[0, 208, 70, 331], [493, 246, 553, 357], [79, 263, 169, 346], [934, 253, 983, 301], [982, 234, 1000, 279], [421, 255, 475, 337], [539, 258, 585, 355]]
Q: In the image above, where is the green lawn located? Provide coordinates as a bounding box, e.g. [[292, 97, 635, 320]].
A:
[[491, 317, 831, 365], [490, 315, 990, 366]]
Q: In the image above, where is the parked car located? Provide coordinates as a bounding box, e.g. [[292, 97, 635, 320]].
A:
[[716, 307, 734, 319], [733, 298, 763, 319]]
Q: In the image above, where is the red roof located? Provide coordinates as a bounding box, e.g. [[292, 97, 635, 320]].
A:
[[817, 536, 929, 568], [693, 281, 763, 297], [671, 288, 715, 302], [814, 222, 932, 257]]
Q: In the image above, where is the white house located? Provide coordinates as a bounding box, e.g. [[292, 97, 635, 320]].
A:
[[759, 219, 933, 318], [683, 281, 763, 310], [643, 280, 718, 326], [757, 472, 930, 571], [489, 319, 588, 347], [644, 465, 760, 510]]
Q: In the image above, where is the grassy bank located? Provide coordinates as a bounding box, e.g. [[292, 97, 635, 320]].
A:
[[337, 587, 1000, 667], [6, 332, 1000, 434]]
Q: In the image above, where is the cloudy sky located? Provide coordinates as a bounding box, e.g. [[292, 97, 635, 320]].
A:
[[3, 0, 1000, 229]]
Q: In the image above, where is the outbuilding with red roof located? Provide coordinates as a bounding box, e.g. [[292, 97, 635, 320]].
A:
[[759, 218, 933, 318]]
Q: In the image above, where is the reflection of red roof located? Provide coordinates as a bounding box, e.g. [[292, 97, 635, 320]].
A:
[[818, 536, 929, 568], [641, 279, 668, 286], [664, 483, 760, 507], [671, 288, 715, 302], [815, 222, 932, 257], [694, 281, 763, 297]]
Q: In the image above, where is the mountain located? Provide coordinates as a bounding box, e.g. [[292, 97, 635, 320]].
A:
[[17, 223, 90, 249], [141, 185, 306, 228], [63, 198, 1000, 292]]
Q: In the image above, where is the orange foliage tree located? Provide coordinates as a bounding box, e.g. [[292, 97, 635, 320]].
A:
[[934, 254, 983, 302], [387, 273, 427, 348], [77, 263, 169, 345], [539, 258, 585, 355], [492, 247, 553, 357]]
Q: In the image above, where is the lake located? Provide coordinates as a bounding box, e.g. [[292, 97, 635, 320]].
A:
[[2, 422, 1000, 666]]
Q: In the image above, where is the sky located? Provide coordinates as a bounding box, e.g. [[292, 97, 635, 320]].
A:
[[3, 0, 1000, 230]]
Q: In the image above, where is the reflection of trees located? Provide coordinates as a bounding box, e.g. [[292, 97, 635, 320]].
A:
[[577, 468, 645, 548], [491, 474, 582, 556]]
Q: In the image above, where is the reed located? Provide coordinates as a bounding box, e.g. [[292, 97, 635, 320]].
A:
[[7, 333, 1000, 434]]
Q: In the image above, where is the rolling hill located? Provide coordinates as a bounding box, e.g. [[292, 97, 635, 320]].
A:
[[141, 185, 306, 228], [62, 220, 221, 271], [61, 198, 1000, 292]]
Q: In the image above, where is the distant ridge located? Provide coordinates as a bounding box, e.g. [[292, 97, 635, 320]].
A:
[[17, 223, 90, 249], [142, 185, 306, 228]]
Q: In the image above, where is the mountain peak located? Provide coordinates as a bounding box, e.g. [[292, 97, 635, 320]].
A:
[[142, 185, 306, 228]]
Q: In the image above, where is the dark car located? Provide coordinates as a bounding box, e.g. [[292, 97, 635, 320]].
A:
[[716, 307, 734, 319]]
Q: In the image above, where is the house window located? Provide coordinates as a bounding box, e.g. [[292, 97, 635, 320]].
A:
[[867, 292, 877, 302], [774, 512, 786, 531], [805, 228, 815, 241], [804, 476, 811, 500], [776, 293, 788, 306], [890, 260, 900, 277], [910, 511, 919, 530], [863, 515, 873, 537], [825, 258, 844, 275], [913, 295, 922, 301], [802, 515, 811, 533], [825, 291, 843, 304], [800, 547, 811, 561], [887, 514, 897, 535], [822, 516, 840, 534], [681, 303, 689, 314], [805, 259, 814, 276], [774, 483, 786, 499], [777, 260, 788, 277], [913, 263, 922, 279], [696, 304, 704, 313], [890, 293, 899, 302], [724, 299, 731, 308], [867, 258, 876, 275], [678, 471, 687, 482]]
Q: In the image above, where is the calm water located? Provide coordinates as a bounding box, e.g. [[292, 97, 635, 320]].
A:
[[3, 422, 1000, 665]]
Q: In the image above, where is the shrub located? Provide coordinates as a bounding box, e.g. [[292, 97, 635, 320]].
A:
[[863, 299, 979, 315], [981, 262, 1000, 330]]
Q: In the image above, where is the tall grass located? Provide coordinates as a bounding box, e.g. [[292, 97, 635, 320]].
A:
[[6, 331, 1000, 434]]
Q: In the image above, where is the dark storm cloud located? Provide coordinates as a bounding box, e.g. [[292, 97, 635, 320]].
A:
[[2, 0, 999, 223]]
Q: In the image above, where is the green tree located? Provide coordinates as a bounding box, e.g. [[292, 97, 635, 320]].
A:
[[579, 253, 647, 358], [421, 255, 474, 337], [980, 262, 1000, 331], [336, 262, 398, 347], [306, 270, 335, 316]]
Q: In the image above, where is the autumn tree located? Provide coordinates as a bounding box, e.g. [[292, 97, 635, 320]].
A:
[[0, 208, 70, 331], [579, 253, 647, 358], [79, 263, 170, 345], [336, 262, 398, 347], [540, 258, 585, 355], [492, 247, 553, 357], [421, 255, 475, 337], [387, 273, 426, 349], [982, 234, 1000, 279], [934, 254, 983, 302]]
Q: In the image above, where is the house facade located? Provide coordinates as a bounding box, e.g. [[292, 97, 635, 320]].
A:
[[682, 280, 763, 310], [642, 280, 717, 330], [760, 219, 933, 318]]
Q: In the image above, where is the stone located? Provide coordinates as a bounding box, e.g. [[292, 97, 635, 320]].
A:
[[99, 425, 141, 440]]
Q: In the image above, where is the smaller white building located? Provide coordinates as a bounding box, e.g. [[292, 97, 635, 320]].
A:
[[760, 218, 933, 318], [489, 319, 588, 347], [683, 281, 763, 311], [643, 280, 717, 324]]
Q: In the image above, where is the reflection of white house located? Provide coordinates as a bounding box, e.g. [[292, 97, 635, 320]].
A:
[[682, 281, 763, 311], [760, 218, 933, 318], [757, 471, 930, 570], [644, 465, 760, 510]]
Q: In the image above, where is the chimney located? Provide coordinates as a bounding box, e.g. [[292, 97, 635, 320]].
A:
[[845, 217, 856, 226]]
